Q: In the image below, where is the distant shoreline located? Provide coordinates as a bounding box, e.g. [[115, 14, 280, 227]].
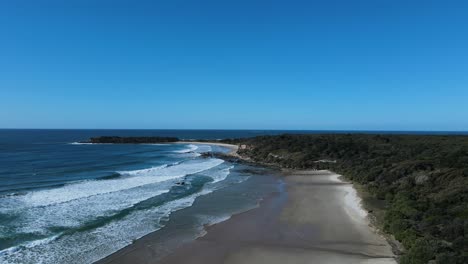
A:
[[72, 138, 241, 156], [175, 141, 239, 155]]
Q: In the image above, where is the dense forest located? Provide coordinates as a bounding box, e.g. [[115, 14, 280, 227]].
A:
[[221, 134, 467, 264]]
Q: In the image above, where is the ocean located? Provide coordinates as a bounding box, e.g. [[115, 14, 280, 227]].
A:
[[0, 129, 466, 263], [0, 129, 283, 264]]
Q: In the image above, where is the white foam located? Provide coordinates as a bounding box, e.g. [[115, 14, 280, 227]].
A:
[[12, 188, 170, 235], [0, 246, 19, 258], [194, 145, 212, 153], [173, 144, 198, 153], [12, 159, 223, 207], [0, 235, 60, 261], [117, 164, 169, 176], [196, 214, 232, 237], [0, 159, 225, 242], [0, 142, 239, 264], [69, 142, 94, 145], [0, 188, 217, 264], [25, 235, 60, 248], [199, 214, 232, 226], [209, 166, 234, 183]]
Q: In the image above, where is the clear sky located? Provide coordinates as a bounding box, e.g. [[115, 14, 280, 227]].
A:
[[1, 0, 467, 130]]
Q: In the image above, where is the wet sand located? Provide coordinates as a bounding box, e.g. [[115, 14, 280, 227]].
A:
[[98, 170, 396, 264]]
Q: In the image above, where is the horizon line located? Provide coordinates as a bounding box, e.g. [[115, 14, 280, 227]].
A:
[[1, 128, 467, 133]]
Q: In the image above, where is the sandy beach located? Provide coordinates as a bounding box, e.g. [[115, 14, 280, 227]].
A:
[[176, 141, 239, 155], [156, 170, 396, 264], [97, 154, 397, 264]]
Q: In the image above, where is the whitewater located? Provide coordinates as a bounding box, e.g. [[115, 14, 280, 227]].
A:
[[0, 141, 244, 264]]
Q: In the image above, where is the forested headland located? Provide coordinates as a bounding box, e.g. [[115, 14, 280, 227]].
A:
[[221, 134, 468, 264]]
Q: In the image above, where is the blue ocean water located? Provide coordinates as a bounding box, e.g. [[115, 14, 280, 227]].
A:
[[0, 130, 280, 263]]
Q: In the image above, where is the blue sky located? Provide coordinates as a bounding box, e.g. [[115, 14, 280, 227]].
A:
[[1, 0, 467, 130]]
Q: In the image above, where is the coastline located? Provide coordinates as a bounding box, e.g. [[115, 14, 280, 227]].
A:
[[96, 157, 279, 264], [97, 141, 397, 264], [175, 141, 239, 155], [155, 170, 396, 264]]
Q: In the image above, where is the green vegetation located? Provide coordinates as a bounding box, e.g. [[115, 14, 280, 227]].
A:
[[222, 134, 468, 263], [86, 136, 179, 144]]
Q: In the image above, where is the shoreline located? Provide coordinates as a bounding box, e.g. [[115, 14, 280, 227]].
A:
[[156, 170, 396, 264], [97, 162, 397, 263], [96, 159, 279, 264], [175, 141, 239, 155]]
